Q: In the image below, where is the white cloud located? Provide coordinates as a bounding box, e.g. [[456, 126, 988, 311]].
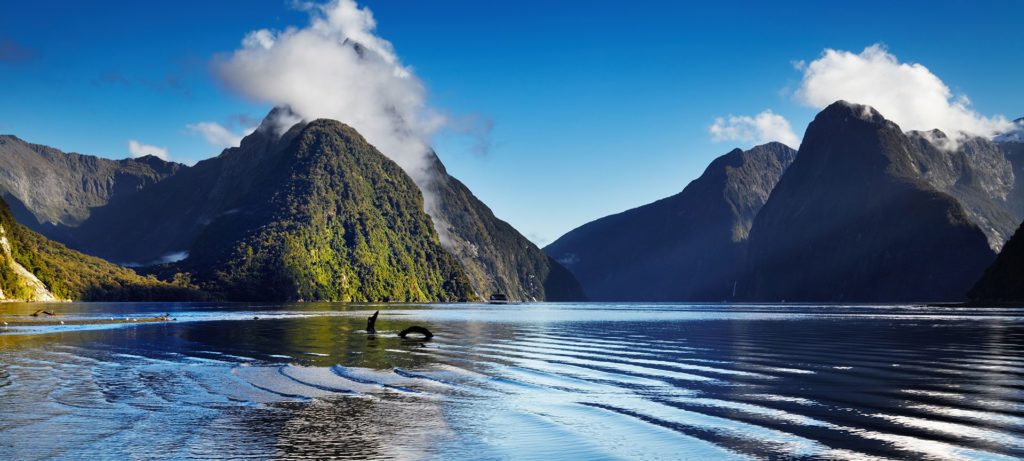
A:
[[795, 44, 1012, 139], [709, 110, 800, 148], [213, 0, 444, 190], [187, 122, 251, 149], [127, 140, 169, 160]]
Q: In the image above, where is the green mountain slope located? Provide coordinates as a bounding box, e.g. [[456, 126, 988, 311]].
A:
[[178, 119, 474, 301], [103, 117, 473, 302], [19, 108, 564, 302], [0, 197, 200, 301]]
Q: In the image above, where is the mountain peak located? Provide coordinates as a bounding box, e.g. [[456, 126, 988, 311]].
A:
[[231, 106, 306, 154], [747, 141, 798, 156], [256, 106, 304, 136], [817, 100, 890, 125]]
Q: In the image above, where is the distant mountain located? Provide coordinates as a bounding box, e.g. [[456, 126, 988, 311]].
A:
[[0, 135, 181, 233], [969, 220, 1024, 303], [0, 196, 198, 301], [993, 117, 1024, 143], [740, 101, 996, 302], [425, 152, 584, 301], [544, 143, 796, 301], [906, 130, 1022, 251]]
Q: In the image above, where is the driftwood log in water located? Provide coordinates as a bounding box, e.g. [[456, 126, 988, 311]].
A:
[[398, 326, 433, 339], [366, 310, 379, 334]]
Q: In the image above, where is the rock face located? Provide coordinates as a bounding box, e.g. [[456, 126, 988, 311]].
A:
[[544, 143, 796, 301], [740, 101, 996, 302], [1000, 140, 1024, 216], [0, 135, 181, 231], [965, 125, 1024, 304], [970, 220, 1024, 303], [906, 130, 1022, 251], [425, 152, 584, 301], [0, 223, 59, 301]]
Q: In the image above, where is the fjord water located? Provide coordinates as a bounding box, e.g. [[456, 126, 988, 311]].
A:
[[2, 303, 1023, 460]]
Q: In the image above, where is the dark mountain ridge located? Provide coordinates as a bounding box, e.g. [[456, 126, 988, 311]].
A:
[[740, 101, 996, 302], [0, 135, 181, 232], [69, 110, 305, 265], [544, 142, 796, 301], [970, 220, 1024, 303]]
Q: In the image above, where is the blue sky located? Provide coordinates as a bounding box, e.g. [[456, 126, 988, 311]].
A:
[[1, 1, 1022, 245]]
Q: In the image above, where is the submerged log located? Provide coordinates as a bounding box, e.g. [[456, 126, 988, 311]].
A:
[[366, 310, 379, 334], [398, 326, 433, 339]]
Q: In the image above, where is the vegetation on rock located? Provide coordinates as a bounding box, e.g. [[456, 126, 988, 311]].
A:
[[0, 197, 203, 301]]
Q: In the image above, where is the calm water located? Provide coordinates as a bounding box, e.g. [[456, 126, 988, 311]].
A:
[[2, 303, 1024, 460]]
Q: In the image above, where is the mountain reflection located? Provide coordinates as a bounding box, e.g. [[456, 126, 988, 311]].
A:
[[2, 303, 1024, 460]]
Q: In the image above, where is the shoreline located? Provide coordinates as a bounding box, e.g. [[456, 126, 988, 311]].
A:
[[0, 315, 174, 328]]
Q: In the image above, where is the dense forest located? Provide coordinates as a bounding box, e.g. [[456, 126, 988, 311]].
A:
[[0, 198, 204, 301], [157, 119, 475, 302]]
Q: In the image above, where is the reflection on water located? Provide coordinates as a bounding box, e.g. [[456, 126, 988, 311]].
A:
[[2, 303, 1024, 460]]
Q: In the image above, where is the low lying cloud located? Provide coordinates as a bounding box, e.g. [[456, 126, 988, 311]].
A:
[[213, 0, 444, 188], [127, 140, 169, 160], [709, 110, 800, 148], [795, 44, 1012, 139], [187, 121, 250, 150]]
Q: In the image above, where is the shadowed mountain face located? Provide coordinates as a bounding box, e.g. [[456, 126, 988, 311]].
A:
[[966, 128, 1024, 304], [0, 135, 181, 231], [425, 153, 584, 301], [544, 143, 796, 301], [970, 220, 1024, 303], [69, 109, 305, 266], [741, 101, 996, 302]]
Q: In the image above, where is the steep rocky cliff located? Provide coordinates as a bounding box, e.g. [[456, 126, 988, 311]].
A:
[[0, 135, 181, 232], [426, 153, 584, 301]]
